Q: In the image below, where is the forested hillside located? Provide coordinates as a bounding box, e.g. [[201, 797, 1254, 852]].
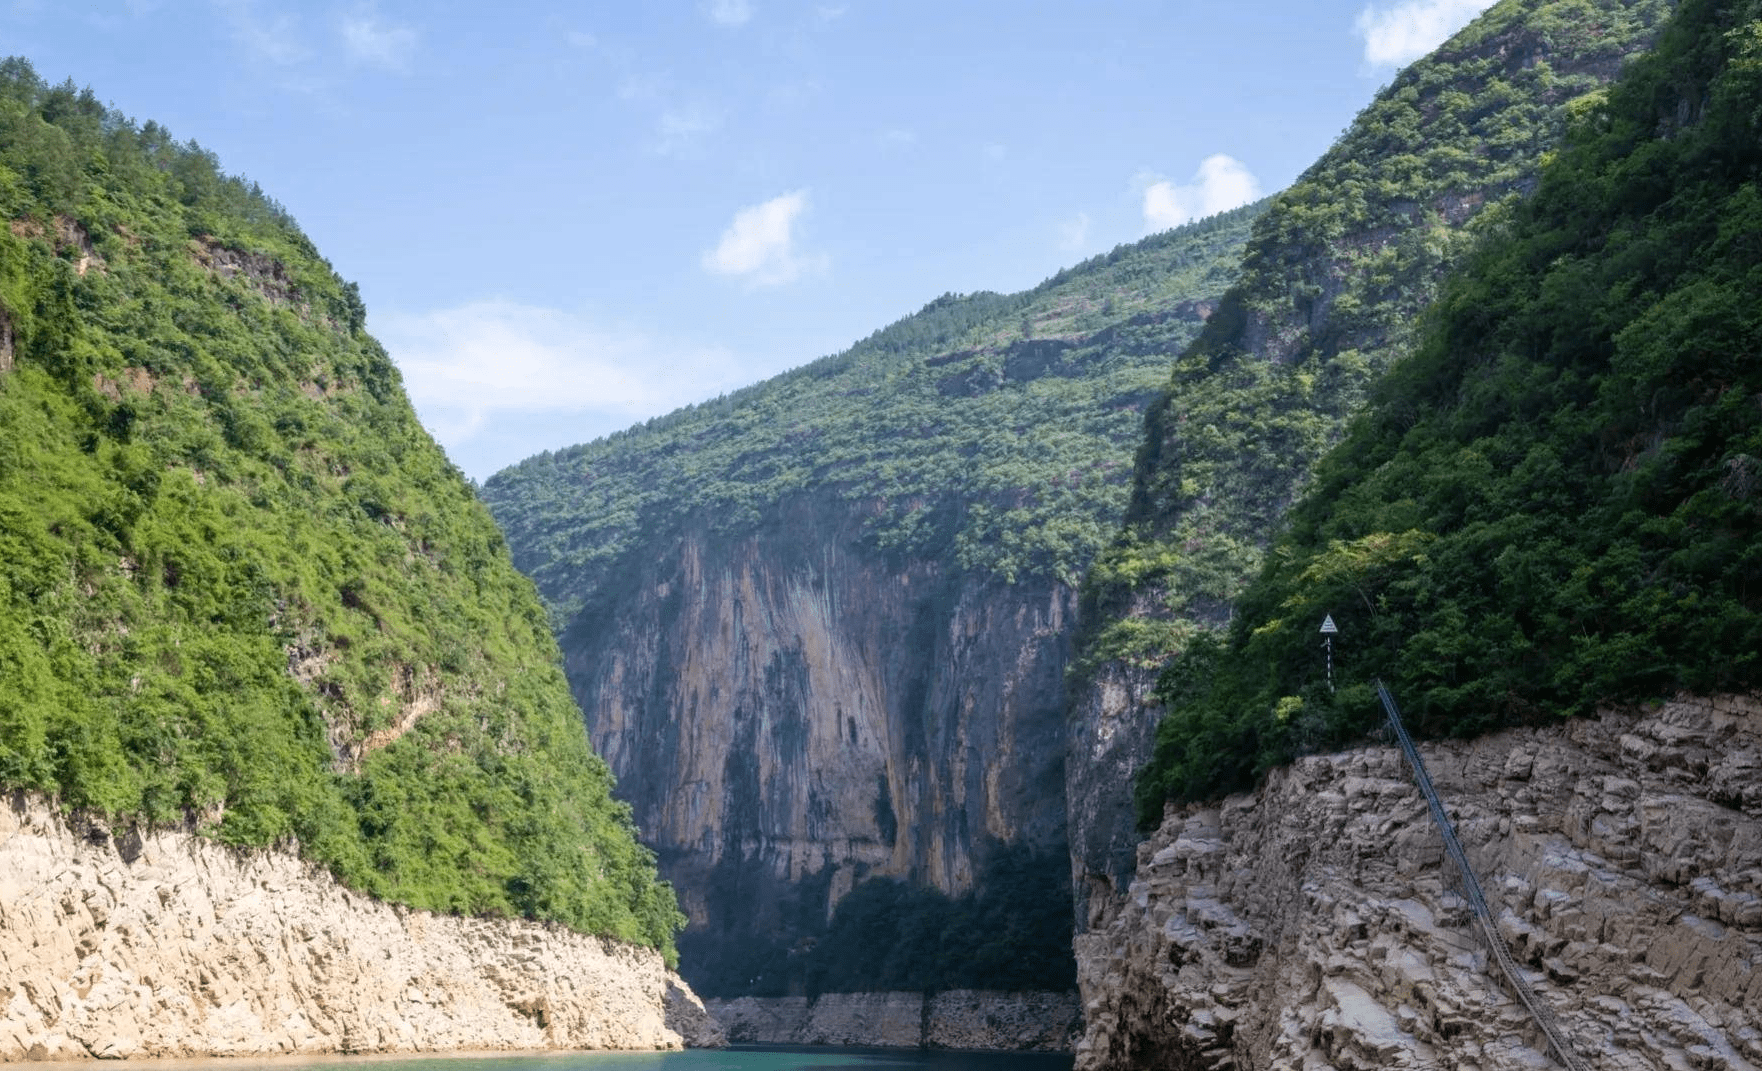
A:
[[1082, 0, 1671, 670], [1135, 0, 1762, 816], [1066, 0, 1672, 913], [486, 205, 1260, 626], [0, 60, 681, 957]]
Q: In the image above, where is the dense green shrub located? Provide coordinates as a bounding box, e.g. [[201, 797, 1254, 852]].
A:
[[0, 58, 681, 957], [1136, 0, 1762, 820], [1076, 0, 1671, 679]]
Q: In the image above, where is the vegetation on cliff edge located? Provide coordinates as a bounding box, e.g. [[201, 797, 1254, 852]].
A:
[[484, 203, 1260, 628], [1075, 0, 1670, 680], [1136, 0, 1762, 817], [0, 59, 682, 957]]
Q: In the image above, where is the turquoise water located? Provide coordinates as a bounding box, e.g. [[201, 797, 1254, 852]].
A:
[[405, 1049, 1075, 1071], [71, 1049, 1072, 1071]]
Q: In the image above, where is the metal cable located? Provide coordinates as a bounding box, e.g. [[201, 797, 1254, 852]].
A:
[[1375, 680, 1591, 1071]]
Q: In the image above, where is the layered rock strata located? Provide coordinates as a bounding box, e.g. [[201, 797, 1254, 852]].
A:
[[1075, 695, 1762, 1070], [568, 492, 1072, 990], [706, 990, 1080, 1050], [0, 793, 722, 1060]]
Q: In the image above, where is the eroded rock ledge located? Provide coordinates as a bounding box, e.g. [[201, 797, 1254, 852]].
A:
[[1074, 694, 1762, 1070], [0, 793, 724, 1060], [706, 990, 1080, 1050]]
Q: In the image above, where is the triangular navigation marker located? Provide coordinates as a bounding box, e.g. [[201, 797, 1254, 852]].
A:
[[1319, 614, 1338, 634]]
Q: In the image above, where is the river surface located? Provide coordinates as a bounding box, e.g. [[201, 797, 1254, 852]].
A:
[[38, 1050, 1073, 1071]]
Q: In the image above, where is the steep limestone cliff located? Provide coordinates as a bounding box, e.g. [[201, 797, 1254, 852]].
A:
[[1066, 0, 1670, 927], [0, 793, 722, 1060], [1074, 695, 1762, 1070], [565, 490, 1073, 992], [488, 211, 1262, 996]]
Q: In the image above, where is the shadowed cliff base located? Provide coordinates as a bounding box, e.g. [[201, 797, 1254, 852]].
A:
[[679, 841, 1075, 1000]]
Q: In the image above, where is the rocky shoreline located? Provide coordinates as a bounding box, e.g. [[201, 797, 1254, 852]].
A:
[[0, 793, 723, 1060], [1073, 694, 1762, 1070]]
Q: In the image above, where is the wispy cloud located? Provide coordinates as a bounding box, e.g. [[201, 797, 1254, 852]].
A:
[[703, 0, 753, 26], [877, 127, 915, 149], [213, 0, 309, 66], [376, 301, 739, 444], [339, 8, 417, 71], [1140, 155, 1261, 231], [655, 103, 722, 156], [1058, 211, 1091, 253], [1355, 0, 1496, 68], [701, 190, 824, 287]]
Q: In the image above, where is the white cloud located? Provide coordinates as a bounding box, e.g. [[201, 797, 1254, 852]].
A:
[[340, 9, 417, 71], [1355, 0, 1497, 68], [701, 190, 824, 287], [1141, 155, 1261, 231], [655, 103, 722, 156], [376, 301, 738, 444], [1058, 212, 1091, 252], [878, 127, 916, 148], [213, 0, 308, 66], [565, 29, 597, 49], [703, 0, 753, 26]]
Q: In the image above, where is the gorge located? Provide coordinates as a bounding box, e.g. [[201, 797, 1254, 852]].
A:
[[3, 0, 1761, 1064]]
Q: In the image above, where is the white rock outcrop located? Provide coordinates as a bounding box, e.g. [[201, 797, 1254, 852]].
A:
[[0, 793, 720, 1060], [1075, 694, 1762, 1070]]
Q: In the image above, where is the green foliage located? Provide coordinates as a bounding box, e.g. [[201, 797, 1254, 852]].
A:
[[1075, 0, 1671, 689], [482, 205, 1263, 625], [0, 58, 681, 958], [1136, 0, 1762, 819]]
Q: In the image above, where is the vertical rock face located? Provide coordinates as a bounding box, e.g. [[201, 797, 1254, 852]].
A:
[[0, 793, 720, 1061], [1066, 660, 1161, 929], [565, 492, 1072, 992], [1074, 696, 1762, 1070]]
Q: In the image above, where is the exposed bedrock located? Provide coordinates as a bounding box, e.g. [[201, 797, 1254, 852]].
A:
[[561, 492, 1072, 993], [0, 792, 722, 1060], [1075, 694, 1762, 1071]]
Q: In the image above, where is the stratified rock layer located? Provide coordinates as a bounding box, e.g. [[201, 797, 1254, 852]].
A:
[[0, 793, 720, 1060], [1075, 695, 1762, 1070], [705, 990, 1080, 1050], [570, 491, 1072, 989]]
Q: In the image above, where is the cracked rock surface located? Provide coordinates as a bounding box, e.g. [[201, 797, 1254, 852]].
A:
[[1074, 695, 1762, 1071], [0, 793, 720, 1059]]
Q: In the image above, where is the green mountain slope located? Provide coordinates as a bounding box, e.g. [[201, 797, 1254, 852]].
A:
[[1079, 0, 1671, 674], [1065, 0, 1670, 913], [0, 60, 681, 956], [485, 204, 1260, 626], [1135, 0, 1762, 815]]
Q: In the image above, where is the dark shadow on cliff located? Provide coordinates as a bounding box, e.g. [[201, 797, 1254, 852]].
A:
[[678, 840, 1076, 998]]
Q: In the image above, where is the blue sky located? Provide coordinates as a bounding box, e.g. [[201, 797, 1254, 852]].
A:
[[2, 0, 1494, 479]]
